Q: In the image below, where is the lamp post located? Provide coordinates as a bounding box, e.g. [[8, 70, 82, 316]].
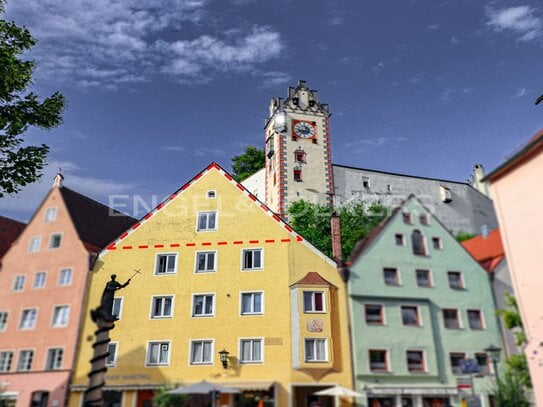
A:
[[219, 349, 229, 369], [484, 344, 501, 382]]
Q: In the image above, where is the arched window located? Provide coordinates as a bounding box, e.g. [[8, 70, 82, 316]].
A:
[[411, 230, 426, 255]]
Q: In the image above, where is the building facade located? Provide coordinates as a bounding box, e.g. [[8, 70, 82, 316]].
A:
[[485, 129, 543, 403], [347, 196, 503, 407], [69, 163, 353, 407], [0, 175, 135, 407], [244, 80, 497, 235], [0, 215, 25, 260]]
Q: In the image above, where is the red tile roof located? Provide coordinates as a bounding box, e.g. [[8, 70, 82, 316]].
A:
[[0, 215, 26, 259], [291, 272, 336, 287], [461, 228, 505, 272]]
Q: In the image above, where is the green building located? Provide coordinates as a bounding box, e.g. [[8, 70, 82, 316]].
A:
[[347, 195, 502, 407]]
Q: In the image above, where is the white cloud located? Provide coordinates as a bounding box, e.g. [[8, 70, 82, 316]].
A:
[[428, 23, 440, 30], [373, 62, 386, 73], [160, 145, 227, 156], [343, 137, 407, 152], [328, 17, 344, 26], [259, 71, 291, 89], [514, 87, 527, 97], [5, 1, 284, 88], [450, 36, 461, 45], [486, 6, 542, 41], [441, 88, 455, 101]]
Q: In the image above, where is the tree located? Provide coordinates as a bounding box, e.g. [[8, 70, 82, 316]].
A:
[[455, 231, 475, 242], [152, 383, 187, 407], [492, 372, 531, 407], [0, 0, 65, 198], [288, 200, 388, 261], [231, 146, 265, 182]]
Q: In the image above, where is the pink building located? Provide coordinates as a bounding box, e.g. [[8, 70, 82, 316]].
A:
[[0, 215, 25, 261], [486, 129, 543, 403], [0, 175, 134, 407]]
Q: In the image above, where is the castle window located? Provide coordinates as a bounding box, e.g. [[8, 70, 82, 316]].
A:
[[294, 150, 306, 163], [411, 230, 426, 255], [293, 168, 302, 182], [363, 177, 370, 188]]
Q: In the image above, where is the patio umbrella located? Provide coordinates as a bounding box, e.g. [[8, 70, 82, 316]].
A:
[[313, 385, 363, 407], [166, 380, 241, 395]]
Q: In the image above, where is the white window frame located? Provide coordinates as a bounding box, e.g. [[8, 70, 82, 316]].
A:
[[383, 267, 401, 286], [304, 338, 328, 362], [194, 251, 217, 273], [0, 311, 8, 331], [154, 253, 178, 275], [17, 349, 34, 371], [415, 269, 433, 288], [51, 305, 70, 328], [0, 350, 13, 372], [189, 339, 214, 365], [44, 207, 57, 223], [467, 309, 485, 330], [364, 303, 386, 325], [240, 291, 264, 315], [12, 275, 25, 292], [146, 341, 171, 367], [28, 236, 41, 253], [196, 211, 218, 232], [33, 271, 47, 289], [241, 248, 264, 271], [394, 233, 405, 246], [19, 308, 37, 330], [45, 347, 64, 370], [400, 305, 421, 327], [191, 294, 215, 317], [406, 349, 426, 373], [106, 342, 118, 367], [303, 291, 326, 313], [150, 295, 174, 319], [206, 190, 216, 199], [432, 237, 443, 250], [48, 233, 63, 250], [112, 297, 123, 320], [238, 338, 264, 364], [58, 268, 73, 286], [443, 308, 462, 329]]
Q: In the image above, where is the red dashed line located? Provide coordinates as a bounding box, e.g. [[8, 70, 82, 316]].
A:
[[202, 242, 212, 246], [154, 244, 164, 248], [208, 163, 220, 171], [265, 239, 275, 243], [218, 241, 228, 245], [249, 240, 259, 244], [169, 193, 177, 200], [233, 241, 243, 245], [170, 243, 180, 248], [296, 236, 303, 242], [194, 173, 202, 181], [284, 225, 293, 233], [120, 232, 129, 240], [236, 184, 244, 191], [272, 214, 281, 222], [281, 238, 291, 243], [138, 245, 149, 249], [260, 204, 267, 211], [144, 213, 153, 220], [248, 194, 257, 201], [122, 245, 133, 249], [132, 222, 141, 230], [181, 183, 190, 191], [224, 173, 233, 181], [107, 244, 117, 251], [157, 202, 165, 210], [186, 243, 196, 247]]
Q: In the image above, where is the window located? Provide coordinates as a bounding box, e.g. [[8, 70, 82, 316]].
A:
[[467, 310, 483, 330], [419, 214, 429, 225], [58, 268, 72, 286], [20, 309, 37, 330], [440, 185, 452, 203], [206, 190, 216, 199], [365, 304, 384, 325], [155, 254, 177, 274], [146, 342, 170, 366], [402, 212, 412, 224], [195, 251, 216, 273], [383, 268, 399, 286], [475, 353, 490, 375], [411, 230, 426, 255], [112, 298, 123, 320], [197, 211, 217, 231], [303, 291, 325, 313], [151, 296, 173, 318], [369, 350, 388, 371], [106, 343, 117, 367], [407, 350, 425, 372], [190, 340, 213, 364], [0, 351, 13, 372], [33, 272, 46, 289], [44, 208, 57, 223], [29, 237, 41, 253], [293, 168, 302, 182], [239, 339, 263, 363], [192, 294, 214, 317], [401, 306, 420, 326], [242, 248, 263, 270], [17, 350, 33, 371], [294, 150, 306, 163], [362, 177, 370, 188], [52, 305, 70, 327], [13, 275, 25, 291], [416, 269, 431, 287], [305, 339, 327, 362], [394, 234, 405, 246], [432, 237, 442, 250], [448, 272, 463, 289], [450, 352, 466, 374], [0, 312, 7, 331], [443, 309, 460, 329], [241, 292, 263, 315], [45, 348, 63, 370], [48, 233, 62, 249]]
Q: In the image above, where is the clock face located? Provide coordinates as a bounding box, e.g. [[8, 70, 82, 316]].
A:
[[293, 121, 316, 139]]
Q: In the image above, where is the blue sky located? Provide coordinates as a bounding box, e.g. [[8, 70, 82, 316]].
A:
[[2, 0, 543, 221]]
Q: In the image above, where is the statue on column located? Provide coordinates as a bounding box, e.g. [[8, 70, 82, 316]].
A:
[[91, 274, 130, 322]]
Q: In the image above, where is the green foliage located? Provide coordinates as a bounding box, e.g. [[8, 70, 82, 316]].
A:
[[231, 146, 265, 182], [505, 353, 531, 388], [152, 383, 187, 407], [492, 372, 531, 407], [455, 230, 475, 242], [0, 1, 65, 197], [288, 200, 388, 261]]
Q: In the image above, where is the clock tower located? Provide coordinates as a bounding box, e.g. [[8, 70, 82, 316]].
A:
[[264, 80, 334, 217]]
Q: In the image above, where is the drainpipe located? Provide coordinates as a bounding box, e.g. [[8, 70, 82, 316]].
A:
[[331, 212, 342, 266]]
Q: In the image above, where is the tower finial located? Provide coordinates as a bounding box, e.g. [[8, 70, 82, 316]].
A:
[[53, 171, 64, 188]]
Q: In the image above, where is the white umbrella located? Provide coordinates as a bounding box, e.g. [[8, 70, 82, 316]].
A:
[[166, 380, 241, 394], [313, 385, 363, 407]]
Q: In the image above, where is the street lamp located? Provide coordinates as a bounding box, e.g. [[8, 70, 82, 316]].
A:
[[218, 349, 229, 369], [484, 344, 501, 381]]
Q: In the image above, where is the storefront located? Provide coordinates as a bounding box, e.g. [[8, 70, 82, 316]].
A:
[[365, 387, 458, 407]]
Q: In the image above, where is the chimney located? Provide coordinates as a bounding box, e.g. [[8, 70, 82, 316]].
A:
[[53, 173, 64, 188], [331, 212, 342, 265], [481, 224, 490, 239]]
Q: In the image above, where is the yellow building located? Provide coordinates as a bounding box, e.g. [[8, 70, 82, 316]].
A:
[[69, 163, 353, 407]]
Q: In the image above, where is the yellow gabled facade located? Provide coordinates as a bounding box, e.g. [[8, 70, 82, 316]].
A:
[[69, 163, 352, 407]]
